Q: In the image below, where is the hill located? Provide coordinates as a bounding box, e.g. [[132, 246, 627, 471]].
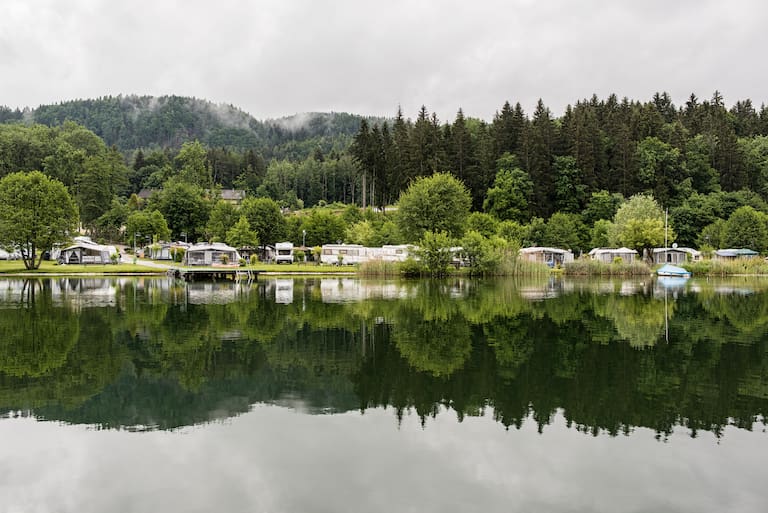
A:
[[0, 95, 381, 159]]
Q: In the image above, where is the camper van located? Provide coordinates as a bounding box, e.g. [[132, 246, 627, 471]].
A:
[[274, 242, 294, 264]]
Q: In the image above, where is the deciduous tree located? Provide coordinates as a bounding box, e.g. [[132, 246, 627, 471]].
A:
[[0, 171, 78, 269]]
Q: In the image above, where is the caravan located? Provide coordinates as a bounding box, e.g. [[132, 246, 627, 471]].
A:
[[275, 242, 294, 264]]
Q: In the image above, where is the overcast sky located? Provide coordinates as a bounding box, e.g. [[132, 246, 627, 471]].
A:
[[2, 0, 767, 122]]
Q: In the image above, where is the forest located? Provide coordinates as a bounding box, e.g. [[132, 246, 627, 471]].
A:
[[2, 91, 768, 253]]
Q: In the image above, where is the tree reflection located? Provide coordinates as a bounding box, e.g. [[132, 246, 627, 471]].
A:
[[0, 277, 766, 439]]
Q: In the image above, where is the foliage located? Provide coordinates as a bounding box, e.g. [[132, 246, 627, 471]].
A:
[[0, 171, 79, 269], [483, 166, 533, 222], [724, 206, 768, 252], [240, 197, 287, 245], [225, 216, 258, 249], [416, 230, 454, 277], [465, 212, 498, 238], [610, 194, 670, 255], [396, 173, 471, 242], [150, 180, 210, 242], [205, 200, 238, 242], [459, 231, 516, 276], [125, 210, 171, 244], [175, 140, 212, 189], [300, 209, 347, 246], [543, 212, 587, 252]]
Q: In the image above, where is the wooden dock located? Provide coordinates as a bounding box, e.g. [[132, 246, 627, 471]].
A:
[[167, 268, 257, 282]]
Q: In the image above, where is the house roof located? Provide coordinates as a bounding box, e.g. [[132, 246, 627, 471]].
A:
[[520, 246, 572, 255], [219, 189, 246, 201], [715, 248, 759, 257], [63, 241, 117, 254], [186, 242, 238, 252], [137, 189, 156, 200], [652, 247, 701, 256], [588, 247, 638, 255]]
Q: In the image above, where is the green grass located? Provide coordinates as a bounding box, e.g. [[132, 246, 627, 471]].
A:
[[0, 260, 165, 274]]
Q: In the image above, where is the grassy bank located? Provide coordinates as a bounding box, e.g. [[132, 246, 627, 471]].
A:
[[0, 260, 165, 274]]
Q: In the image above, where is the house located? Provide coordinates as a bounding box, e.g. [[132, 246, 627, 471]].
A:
[[519, 247, 575, 267], [137, 189, 156, 201], [651, 246, 702, 265], [183, 242, 240, 266], [59, 239, 119, 264], [218, 189, 246, 206], [588, 247, 638, 263], [714, 248, 759, 260], [137, 189, 245, 207]]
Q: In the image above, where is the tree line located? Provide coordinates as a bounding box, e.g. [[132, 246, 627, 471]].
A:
[[5, 91, 768, 257]]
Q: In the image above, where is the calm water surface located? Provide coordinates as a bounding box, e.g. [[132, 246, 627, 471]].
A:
[[0, 276, 766, 513]]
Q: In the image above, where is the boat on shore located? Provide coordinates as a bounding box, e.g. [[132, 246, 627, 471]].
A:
[[656, 264, 691, 278]]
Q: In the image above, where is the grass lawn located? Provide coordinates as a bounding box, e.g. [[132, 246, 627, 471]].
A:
[[0, 260, 166, 274]]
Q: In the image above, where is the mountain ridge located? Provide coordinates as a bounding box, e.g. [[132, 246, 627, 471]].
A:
[[0, 95, 382, 157]]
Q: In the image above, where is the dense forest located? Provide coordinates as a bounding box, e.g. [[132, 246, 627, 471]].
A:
[[0, 95, 378, 159], [3, 91, 768, 252]]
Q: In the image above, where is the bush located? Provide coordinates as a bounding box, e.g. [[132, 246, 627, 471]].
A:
[[239, 257, 246, 267], [171, 247, 186, 263], [250, 254, 258, 266], [295, 250, 306, 263], [221, 254, 230, 265], [398, 257, 424, 277]]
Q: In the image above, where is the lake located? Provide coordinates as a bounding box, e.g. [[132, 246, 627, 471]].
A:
[[0, 276, 766, 513]]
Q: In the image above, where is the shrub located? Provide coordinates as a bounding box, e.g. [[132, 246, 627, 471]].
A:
[[295, 250, 306, 263], [171, 247, 186, 263], [221, 254, 230, 265], [239, 257, 246, 267], [250, 254, 258, 266], [398, 257, 424, 277]]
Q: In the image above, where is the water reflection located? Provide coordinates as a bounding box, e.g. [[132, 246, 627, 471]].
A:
[[0, 276, 766, 438]]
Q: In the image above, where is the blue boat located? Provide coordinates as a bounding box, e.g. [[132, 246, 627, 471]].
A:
[[656, 264, 691, 278]]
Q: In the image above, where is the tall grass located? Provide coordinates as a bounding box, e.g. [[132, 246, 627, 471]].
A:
[[357, 260, 401, 277], [504, 259, 552, 276], [684, 258, 768, 276], [564, 259, 651, 276]]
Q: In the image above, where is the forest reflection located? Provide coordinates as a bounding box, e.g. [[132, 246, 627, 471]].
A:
[[0, 276, 766, 439]]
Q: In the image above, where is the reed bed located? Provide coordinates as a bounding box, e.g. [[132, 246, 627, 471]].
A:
[[564, 259, 651, 276]]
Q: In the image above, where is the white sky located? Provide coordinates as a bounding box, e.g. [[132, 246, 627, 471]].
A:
[[2, 0, 767, 122]]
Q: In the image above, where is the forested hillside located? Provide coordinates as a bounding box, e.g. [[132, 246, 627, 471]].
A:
[[0, 95, 375, 160]]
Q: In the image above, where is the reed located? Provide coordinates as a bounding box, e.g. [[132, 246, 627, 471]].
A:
[[564, 259, 651, 276], [357, 260, 401, 276], [685, 258, 768, 276]]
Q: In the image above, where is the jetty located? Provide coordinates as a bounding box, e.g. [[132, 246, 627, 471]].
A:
[[167, 267, 257, 282]]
